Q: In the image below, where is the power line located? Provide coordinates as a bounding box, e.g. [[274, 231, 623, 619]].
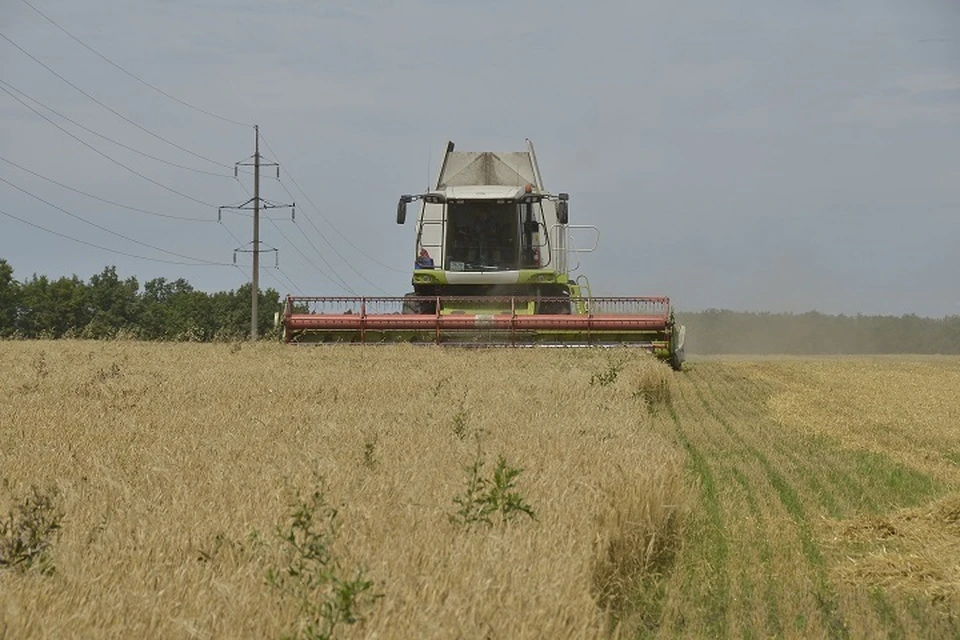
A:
[[219, 216, 284, 295], [0, 78, 233, 178], [218, 216, 299, 295], [227, 244, 288, 316], [268, 174, 388, 293], [0, 175, 228, 265], [275, 266, 304, 295], [233, 170, 353, 292], [0, 30, 231, 169], [0, 154, 216, 222], [257, 131, 408, 275], [0, 205, 231, 266], [268, 216, 355, 294], [259, 266, 291, 298], [278, 177, 388, 294], [0, 83, 218, 207], [217, 218, 247, 248], [19, 0, 251, 128]]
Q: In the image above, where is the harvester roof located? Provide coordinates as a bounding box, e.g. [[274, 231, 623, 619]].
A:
[[439, 151, 540, 189]]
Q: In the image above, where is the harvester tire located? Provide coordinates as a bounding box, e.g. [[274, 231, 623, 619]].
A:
[[670, 353, 683, 371]]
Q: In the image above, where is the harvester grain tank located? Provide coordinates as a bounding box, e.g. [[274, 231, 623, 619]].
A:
[[282, 140, 685, 369]]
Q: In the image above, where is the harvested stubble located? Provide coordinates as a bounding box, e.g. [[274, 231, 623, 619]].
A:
[[0, 341, 688, 639], [826, 493, 960, 601]]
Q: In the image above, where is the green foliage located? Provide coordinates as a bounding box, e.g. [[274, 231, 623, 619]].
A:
[[633, 377, 672, 411], [16, 273, 91, 338], [0, 259, 282, 341], [83, 266, 140, 338], [452, 449, 535, 527], [0, 259, 19, 337], [0, 485, 64, 575], [848, 449, 937, 509], [10, 256, 960, 353], [450, 397, 469, 440], [361, 434, 378, 470], [268, 489, 378, 640], [590, 355, 626, 387]]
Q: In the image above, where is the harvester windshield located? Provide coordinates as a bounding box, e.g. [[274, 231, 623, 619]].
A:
[[445, 201, 542, 271]]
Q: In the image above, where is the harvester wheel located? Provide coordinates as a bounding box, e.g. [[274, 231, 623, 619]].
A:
[[669, 325, 686, 371], [670, 353, 683, 371]]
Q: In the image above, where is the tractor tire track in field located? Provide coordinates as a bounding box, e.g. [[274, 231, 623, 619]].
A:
[[662, 378, 729, 638], [689, 366, 848, 639], [729, 467, 781, 638], [711, 365, 946, 640], [708, 366, 879, 518], [648, 360, 960, 639], [657, 363, 849, 638]]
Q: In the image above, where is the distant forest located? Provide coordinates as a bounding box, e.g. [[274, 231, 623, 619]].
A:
[[0, 259, 279, 340], [677, 310, 960, 355], [2, 259, 959, 353]]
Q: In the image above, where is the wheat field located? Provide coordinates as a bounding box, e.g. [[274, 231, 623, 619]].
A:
[[0, 342, 686, 639], [3, 344, 960, 639]]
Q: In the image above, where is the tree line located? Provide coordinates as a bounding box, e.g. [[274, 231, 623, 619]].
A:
[[3, 259, 960, 352], [677, 309, 960, 355], [0, 259, 280, 340]]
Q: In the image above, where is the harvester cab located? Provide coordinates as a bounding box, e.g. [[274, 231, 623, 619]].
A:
[[282, 140, 685, 370]]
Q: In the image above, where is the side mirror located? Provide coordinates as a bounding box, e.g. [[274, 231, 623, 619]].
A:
[[397, 195, 412, 224], [523, 220, 540, 233], [557, 200, 569, 224]]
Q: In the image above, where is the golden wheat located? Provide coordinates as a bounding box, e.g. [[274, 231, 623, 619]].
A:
[[0, 341, 687, 639]]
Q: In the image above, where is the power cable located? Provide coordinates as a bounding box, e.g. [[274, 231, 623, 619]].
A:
[[230, 257, 285, 298], [19, 0, 251, 128], [233, 172, 354, 292], [0, 175, 228, 265], [268, 217, 355, 294], [281, 179, 388, 293], [0, 83, 218, 207], [0, 205, 230, 266], [257, 131, 408, 275], [0, 30, 231, 168], [0, 78, 232, 178], [260, 267, 289, 297], [275, 266, 304, 295], [0, 154, 216, 222], [270, 176, 388, 293], [217, 218, 247, 248], [217, 199, 304, 295]]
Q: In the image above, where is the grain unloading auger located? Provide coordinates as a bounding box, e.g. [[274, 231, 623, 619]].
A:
[[282, 140, 685, 370]]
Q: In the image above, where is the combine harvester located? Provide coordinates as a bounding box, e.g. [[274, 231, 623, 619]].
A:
[[282, 141, 685, 369]]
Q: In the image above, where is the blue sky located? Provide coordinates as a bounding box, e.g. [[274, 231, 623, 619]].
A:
[[0, 0, 957, 315]]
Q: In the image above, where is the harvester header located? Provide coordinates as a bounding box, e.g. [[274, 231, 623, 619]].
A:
[[282, 140, 685, 369]]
